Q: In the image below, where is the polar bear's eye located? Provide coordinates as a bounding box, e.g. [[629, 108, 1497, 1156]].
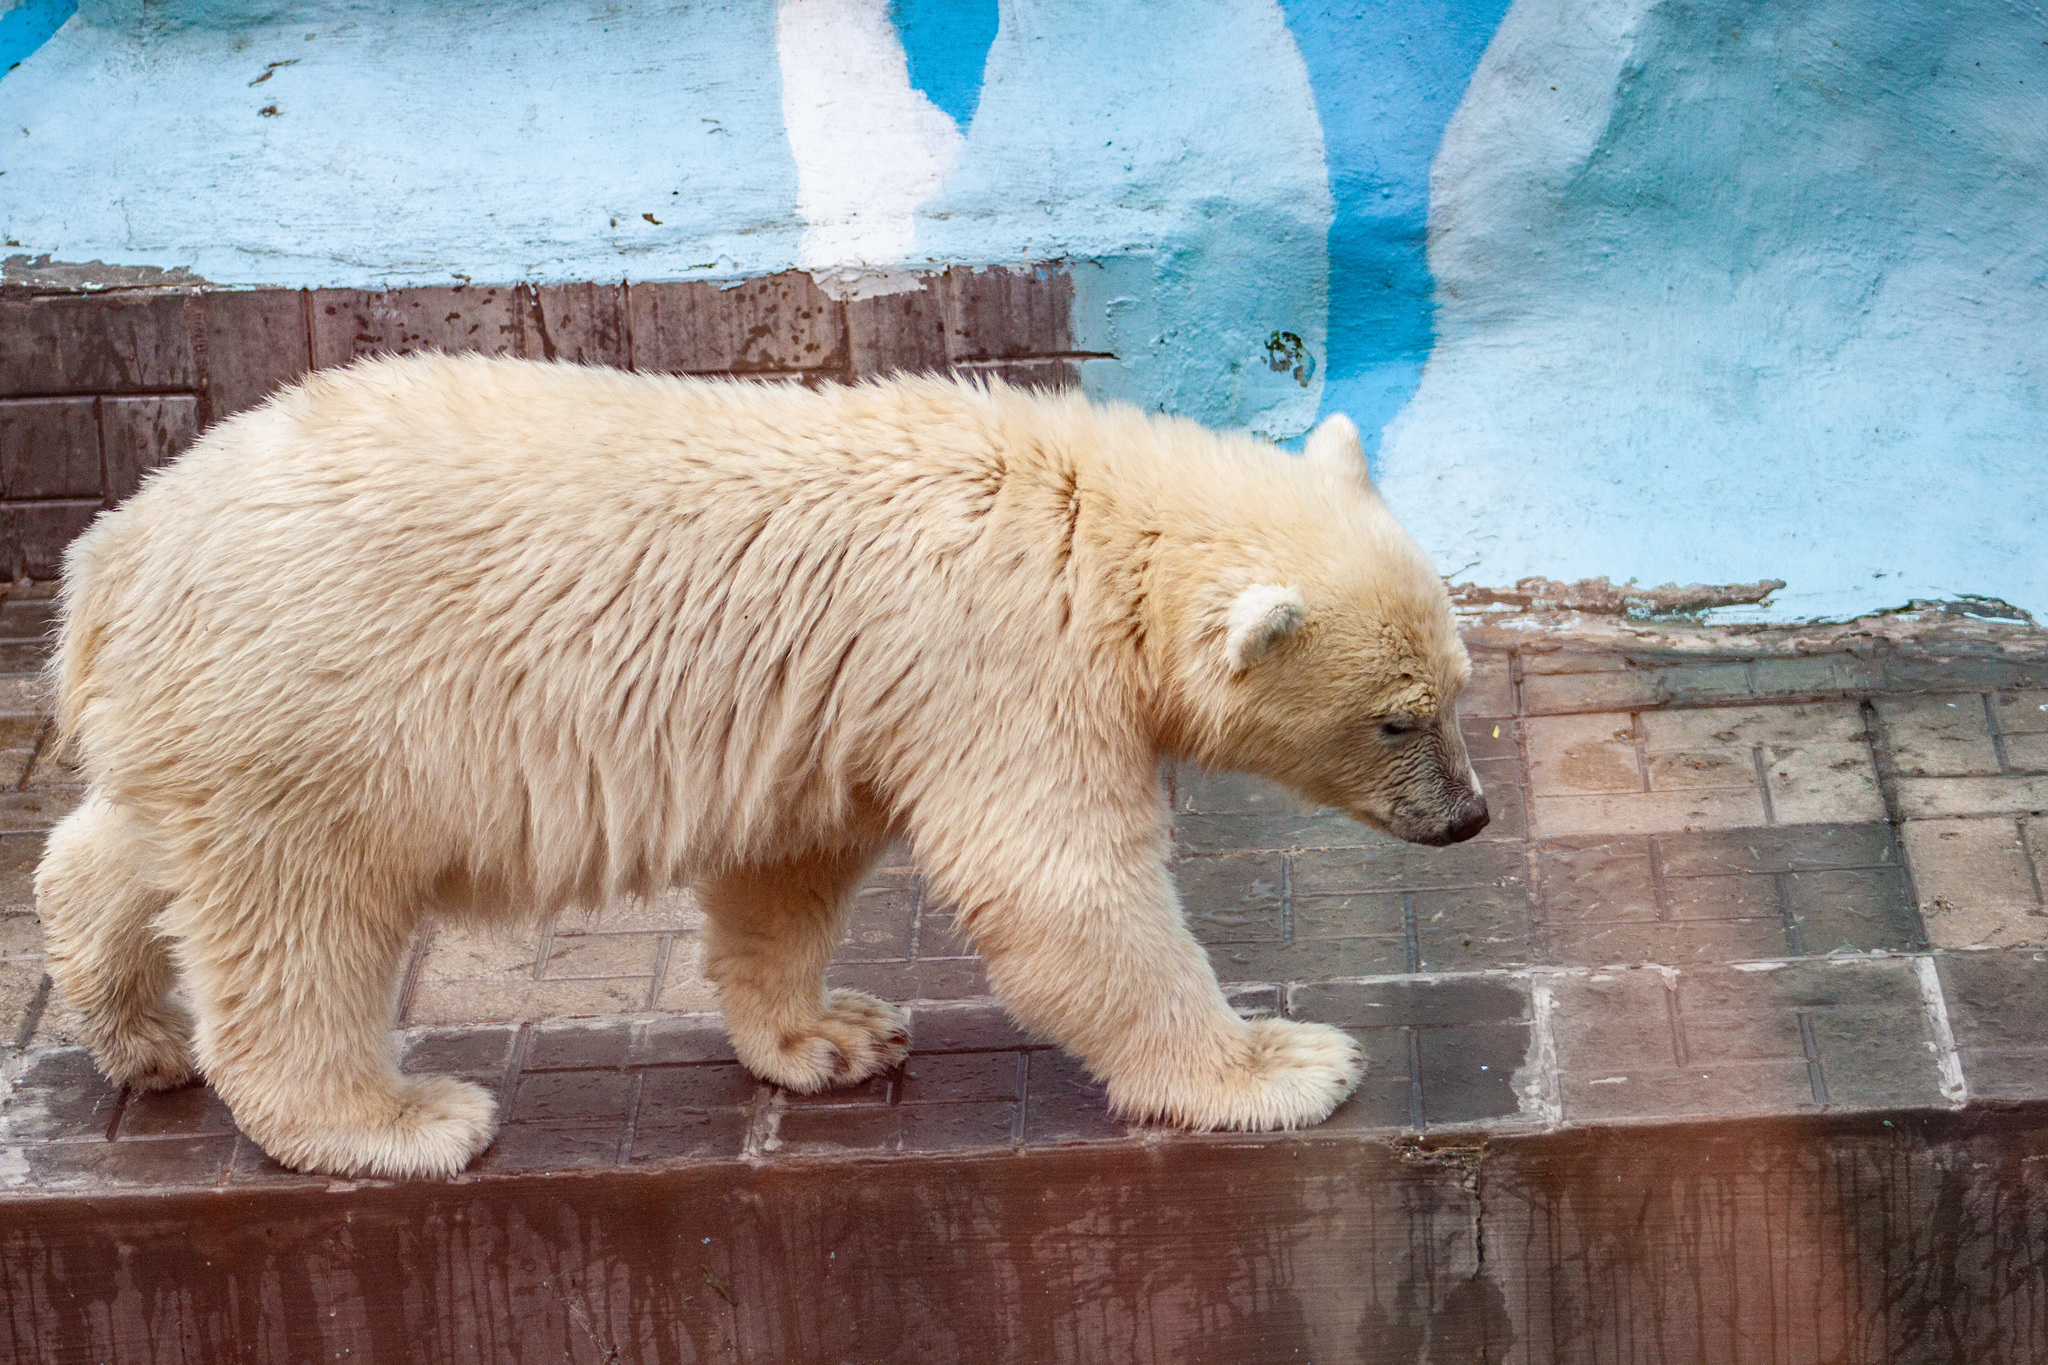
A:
[[1379, 717, 1419, 739]]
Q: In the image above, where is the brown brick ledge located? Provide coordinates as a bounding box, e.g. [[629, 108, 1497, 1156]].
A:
[[0, 267, 1090, 579], [6, 1102, 2048, 1363]]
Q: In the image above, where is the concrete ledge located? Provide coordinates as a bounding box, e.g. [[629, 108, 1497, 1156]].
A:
[[11, 593, 2048, 1361], [7, 1103, 2048, 1362]]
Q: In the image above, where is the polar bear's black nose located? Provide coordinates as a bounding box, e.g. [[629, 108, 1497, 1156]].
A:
[[1444, 796, 1490, 844]]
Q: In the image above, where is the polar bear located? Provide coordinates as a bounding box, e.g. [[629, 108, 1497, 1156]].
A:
[[35, 355, 1487, 1178]]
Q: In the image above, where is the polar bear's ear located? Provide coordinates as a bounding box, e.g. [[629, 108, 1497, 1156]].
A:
[[1224, 584, 1307, 673], [1304, 414, 1376, 491]]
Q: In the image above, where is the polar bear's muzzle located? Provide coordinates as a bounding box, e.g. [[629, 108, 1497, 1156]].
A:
[[1420, 788, 1490, 846]]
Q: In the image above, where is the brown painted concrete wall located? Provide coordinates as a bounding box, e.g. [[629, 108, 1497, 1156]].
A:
[[7, 1105, 2048, 1363], [0, 269, 1086, 579]]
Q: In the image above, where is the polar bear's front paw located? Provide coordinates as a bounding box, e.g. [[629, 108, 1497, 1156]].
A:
[[1234, 1019, 1366, 1128], [739, 988, 911, 1093], [1115, 1019, 1365, 1132], [259, 1075, 499, 1179], [93, 1015, 199, 1093]]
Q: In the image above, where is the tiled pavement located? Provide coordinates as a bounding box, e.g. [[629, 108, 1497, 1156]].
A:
[[7, 583, 2048, 1189]]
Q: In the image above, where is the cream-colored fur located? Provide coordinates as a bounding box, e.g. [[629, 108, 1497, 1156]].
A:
[[36, 355, 1484, 1178]]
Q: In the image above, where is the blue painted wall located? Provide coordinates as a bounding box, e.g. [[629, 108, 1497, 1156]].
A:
[[1375, 0, 2048, 620], [891, 0, 998, 130], [914, 0, 1330, 438], [2, 0, 2043, 620], [0, 0, 74, 75], [1280, 0, 1508, 457]]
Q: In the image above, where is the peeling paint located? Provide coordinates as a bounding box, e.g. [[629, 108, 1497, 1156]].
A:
[[1450, 576, 1789, 619], [1, 252, 208, 290]]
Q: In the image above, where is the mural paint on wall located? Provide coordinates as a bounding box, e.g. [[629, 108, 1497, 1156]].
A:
[[0, 1, 807, 284], [891, 0, 998, 130], [0, 0, 1340, 439], [1376, 0, 2048, 619], [4, 0, 2042, 620], [1278, 0, 1510, 457], [924, 0, 1334, 438], [0, 0, 74, 77], [777, 0, 964, 299]]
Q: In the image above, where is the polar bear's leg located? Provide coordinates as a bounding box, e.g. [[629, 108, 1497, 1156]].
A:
[[931, 800, 1365, 1132], [166, 871, 496, 1178], [988, 874, 1365, 1130], [36, 790, 195, 1091], [701, 844, 910, 1091]]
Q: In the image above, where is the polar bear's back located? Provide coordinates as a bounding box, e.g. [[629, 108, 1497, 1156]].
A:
[[53, 355, 1100, 909]]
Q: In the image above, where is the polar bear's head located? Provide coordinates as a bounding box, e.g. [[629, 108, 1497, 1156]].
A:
[[1162, 414, 1488, 848]]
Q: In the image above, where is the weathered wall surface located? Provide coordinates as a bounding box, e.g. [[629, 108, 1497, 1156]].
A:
[[12, 1109, 2048, 1363], [0, 0, 2041, 617], [1379, 0, 2048, 620]]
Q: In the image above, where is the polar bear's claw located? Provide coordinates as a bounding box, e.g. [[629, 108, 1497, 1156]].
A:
[[743, 988, 911, 1093]]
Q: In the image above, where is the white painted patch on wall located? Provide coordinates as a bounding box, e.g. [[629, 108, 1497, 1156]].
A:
[[777, 0, 965, 300], [927, 0, 1332, 440], [0, 0, 1334, 441]]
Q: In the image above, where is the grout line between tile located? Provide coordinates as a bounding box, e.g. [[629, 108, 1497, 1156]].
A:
[[1752, 744, 1778, 826], [2022, 819, 2048, 911], [1512, 709, 1547, 946], [14, 714, 51, 793], [1862, 695, 1933, 948], [1401, 893, 1418, 975], [1797, 1010, 1828, 1106], [300, 288, 316, 376], [1661, 860, 1902, 881], [1010, 1052, 1029, 1145], [1405, 1026, 1424, 1131], [12, 972, 50, 1051], [620, 280, 637, 371], [1516, 979, 1563, 1127], [1913, 955, 1968, 1107], [1280, 854, 1295, 945], [105, 1084, 130, 1143], [395, 933, 430, 1024], [743, 1088, 785, 1158], [1775, 871, 1807, 958], [1648, 836, 1671, 923], [617, 1070, 647, 1165], [905, 873, 924, 962], [500, 1023, 533, 1118], [646, 934, 673, 1012], [1661, 966, 1685, 1067], [91, 394, 109, 510], [1984, 692, 2011, 774], [1284, 877, 1524, 895]]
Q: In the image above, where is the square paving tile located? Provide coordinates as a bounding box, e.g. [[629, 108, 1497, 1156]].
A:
[[13, 618, 2048, 1187]]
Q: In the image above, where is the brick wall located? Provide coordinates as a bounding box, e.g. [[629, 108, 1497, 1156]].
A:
[[0, 267, 1087, 580]]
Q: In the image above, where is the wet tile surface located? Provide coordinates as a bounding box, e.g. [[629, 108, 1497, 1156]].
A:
[[7, 593, 2048, 1192]]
